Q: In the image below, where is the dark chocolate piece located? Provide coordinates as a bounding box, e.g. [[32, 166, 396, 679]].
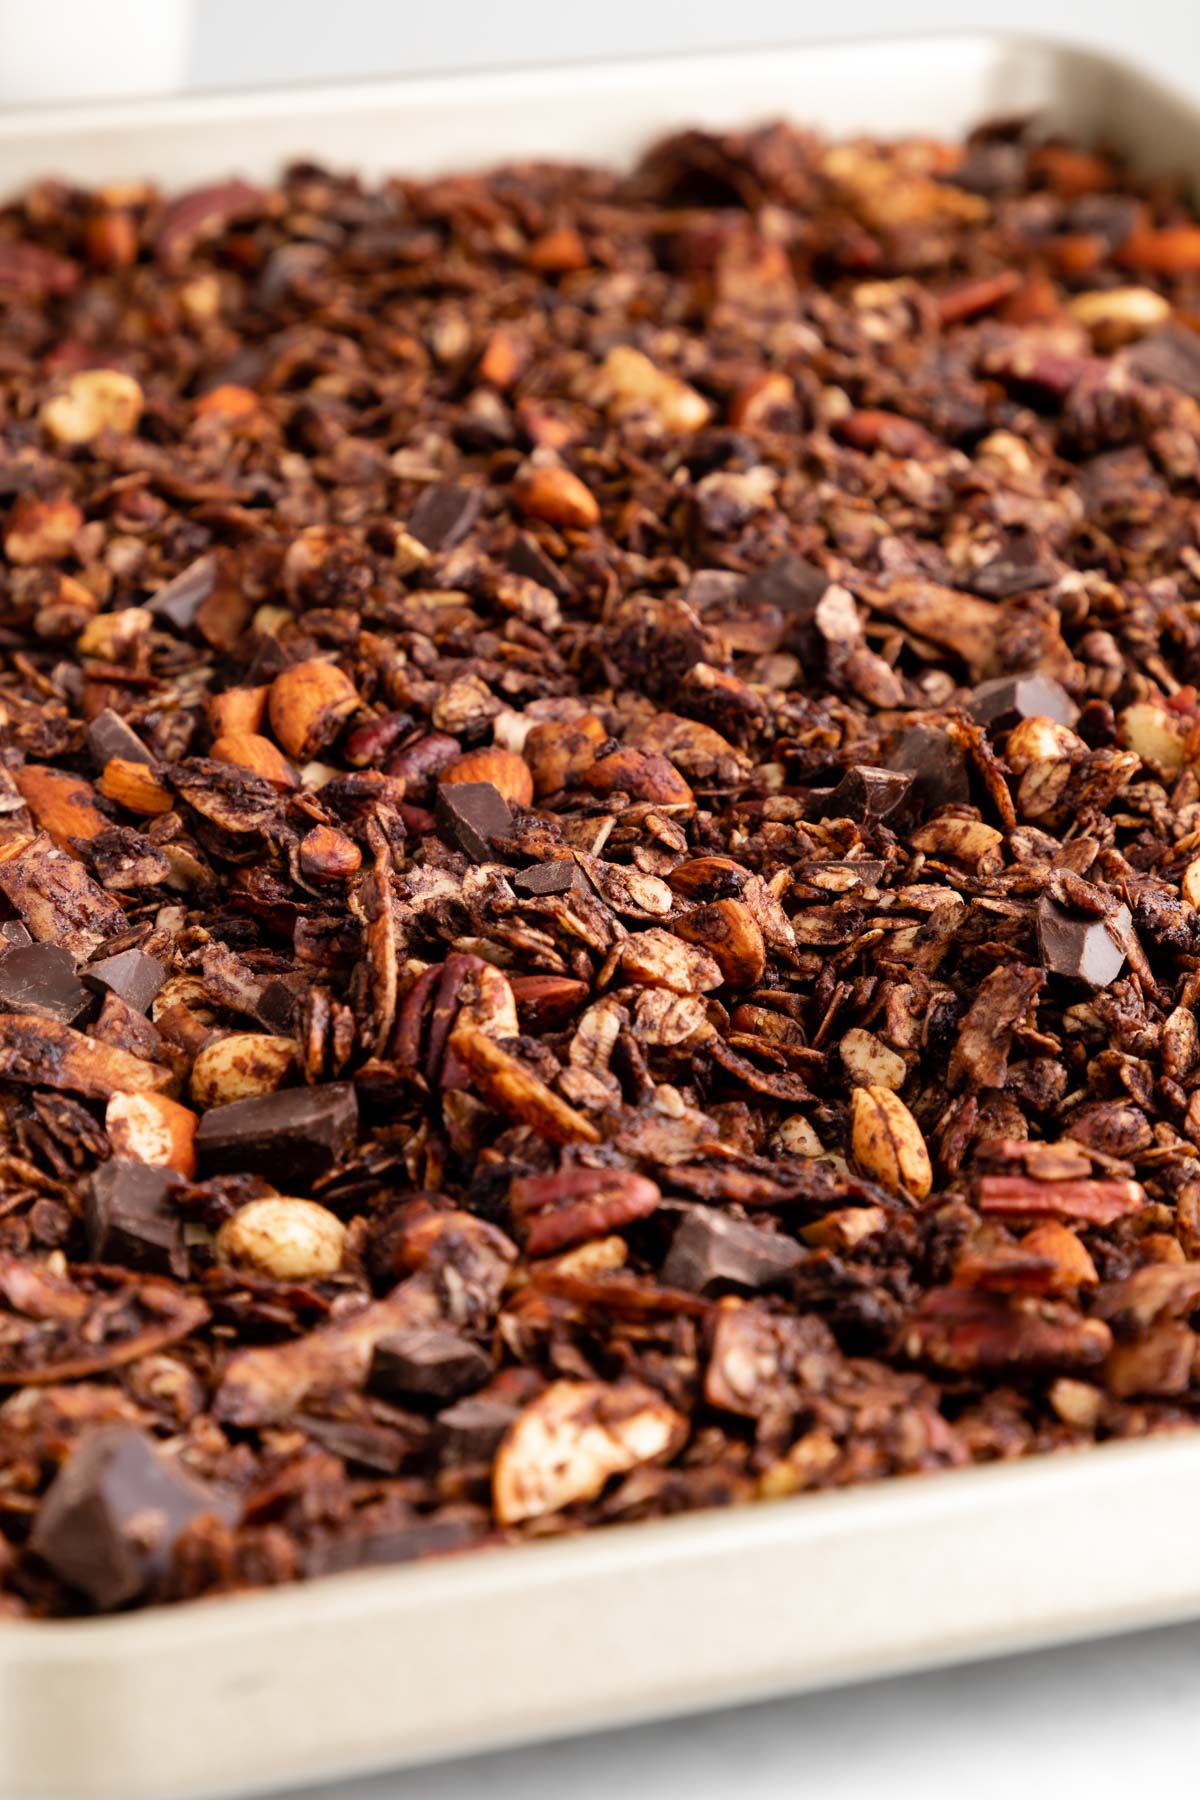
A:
[[408, 483, 482, 551], [438, 1395, 519, 1462], [968, 535, 1059, 599], [369, 1327, 492, 1403], [0, 943, 92, 1025], [968, 673, 1078, 729], [254, 975, 302, 1034], [1037, 895, 1131, 988], [147, 554, 219, 632], [513, 860, 588, 897], [884, 726, 970, 812], [86, 707, 155, 771], [661, 1207, 805, 1294], [83, 949, 166, 1015], [742, 552, 830, 617], [194, 1083, 358, 1187], [819, 765, 913, 824], [303, 1513, 479, 1576], [1126, 326, 1200, 400], [86, 1161, 186, 1278], [507, 531, 569, 598], [31, 1426, 234, 1609], [435, 781, 514, 862], [0, 921, 33, 948]]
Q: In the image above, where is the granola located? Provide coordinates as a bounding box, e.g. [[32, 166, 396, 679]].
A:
[[2, 116, 1200, 1615]]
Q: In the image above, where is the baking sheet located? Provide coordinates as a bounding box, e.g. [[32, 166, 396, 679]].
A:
[[1, 33, 1199, 1800]]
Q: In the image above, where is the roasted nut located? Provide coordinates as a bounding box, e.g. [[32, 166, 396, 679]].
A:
[[523, 714, 606, 795], [1118, 702, 1188, 770], [527, 225, 589, 272], [493, 1379, 686, 1524], [299, 824, 362, 883], [267, 659, 359, 760], [441, 747, 534, 807], [839, 1027, 907, 1090], [210, 731, 299, 789], [449, 1023, 601, 1144], [510, 1167, 662, 1257], [77, 607, 153, 661], [728, 371, 795, 430], [1068, 286, 1171, 343], [5, 494, 83, 564], [1183, 858, 1200, 910], [105, 1090, 198, 1177], [512, 463, 599, 529], [189, 1033, 297, 1111], [674, 899, 766, 988], [97, 757, 174, 816], [216, 1196, 346, 1281], [1004, 715, 1086, 773], [583, 749, 694, 807], [12, 765, 108, 855], [207, 685, 269, 736], [849, 1085, 932, 1199], [587, 345, 711, 434], [41, 369, 144, 445]]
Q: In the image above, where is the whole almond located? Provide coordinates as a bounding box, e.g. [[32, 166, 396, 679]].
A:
[[41, 368, 143, 446], [850, 1085, 932, 1199], [207, 685, 269, 736], [5, 495, 83, 564], [12, 765, 107, 855], [512, 464, 599, 529], [97, 757, 174, 815], [583, 748, 694, 807], [524, 714, 606, 796], [216, 1196, 346, 1282], [268, 659, 359, 760], [674, 899, 766, 988], [189, 1033, 297, 1111], [105, 1090, 198, 1177], [441, 747, 534, 807], [210, 731, 299, 790]]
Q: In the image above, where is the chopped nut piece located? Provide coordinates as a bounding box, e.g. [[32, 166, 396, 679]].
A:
[[493, 1379, 686, 1524]]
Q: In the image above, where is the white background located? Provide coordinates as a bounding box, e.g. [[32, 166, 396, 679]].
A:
[[16, 4, 1200, 1798]]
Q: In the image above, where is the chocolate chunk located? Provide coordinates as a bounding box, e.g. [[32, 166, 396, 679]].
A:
[[968, 534, 1059, 599], [513, 860, 588, 897], [438, 1395, 519, 1462], [0, 921, 32, 948], [83, 949, 166, 1015], [369, 1327, 492, 1403], [819, 765, 913, 824], [254, 975, 303, 1034], [148, 554, 219, 632], [1037, 895, 1131, 988], [435, 781, 514, 862], [507, 531, 568, 598], [408, 483, 482, 551], [742, 552, 830, 617], [303, 1513, 479, 1577], [661, 1207, 804, 1294], [1125, 326, 1200, 400], [86, 1160, 186, 1277], [86, 707, 155, 771], [884, 726, 970, 812], [968, 673, 1078, 729], [195, 1082, 358, 1188], [0, 943, 92, 1025], [31, 1426, 234, 1609]]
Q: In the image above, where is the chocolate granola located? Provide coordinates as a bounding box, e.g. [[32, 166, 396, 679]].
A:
[[3, 119, 1200, 1615]]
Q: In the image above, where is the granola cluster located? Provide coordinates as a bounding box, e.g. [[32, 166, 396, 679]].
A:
[[2, 120, 1200, 1614]]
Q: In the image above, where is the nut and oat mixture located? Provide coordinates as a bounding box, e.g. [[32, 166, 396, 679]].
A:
[[2, 120, 1200, 1615]]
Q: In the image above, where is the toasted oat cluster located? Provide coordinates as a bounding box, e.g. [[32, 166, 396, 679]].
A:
[[2, 121, 1200, 1616]]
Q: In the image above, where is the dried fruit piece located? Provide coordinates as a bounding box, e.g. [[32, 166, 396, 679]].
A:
[[493, 1379, 686, 1524]]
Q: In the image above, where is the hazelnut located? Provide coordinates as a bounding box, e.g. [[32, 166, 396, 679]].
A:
[[189, 1033, 297, 1111], [527, 226, 588, 273], [1004, 714, 1086, 773], [512, 464, 599, 529], [5, 495, 83, 564], [440, 747, 534, 807], [216, 1196, 346, 1281], [105, 1091, 197, 1177], [97, 757, 174, 815], [849, 1085, 932, 1199], [40, 368, 144, 446], [210, 731, 299, 790], [299, 824, 363, 883], [267, 659, 359, 760]]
